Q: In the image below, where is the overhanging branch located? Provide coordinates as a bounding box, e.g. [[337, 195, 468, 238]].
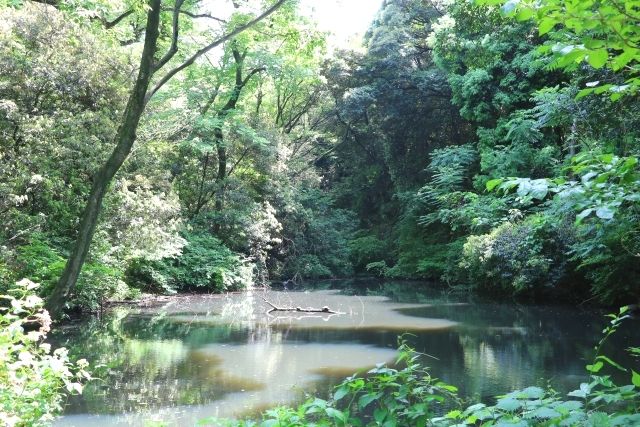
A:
[[179, 10, 227, 23], [146, 0, 288, 102], [154, 0, 186, 72]]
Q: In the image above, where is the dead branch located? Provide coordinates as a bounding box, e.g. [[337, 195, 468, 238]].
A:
[[261, 297, 340, 314]]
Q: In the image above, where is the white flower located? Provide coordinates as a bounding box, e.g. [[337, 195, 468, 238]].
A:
[[48, 357, 66, 374], [3, 414, 21, 427], [29, 174, 44, 185], [26, 331, 42, 341], [16, 278, 39, 290], [18, 351, 34, 363], [23, 294, 43, 309]]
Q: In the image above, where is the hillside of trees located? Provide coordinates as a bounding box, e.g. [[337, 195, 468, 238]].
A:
[[2, 0, 638, 315]]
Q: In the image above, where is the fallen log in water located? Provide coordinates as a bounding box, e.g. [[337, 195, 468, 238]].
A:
[[261, 297, 340, 314]]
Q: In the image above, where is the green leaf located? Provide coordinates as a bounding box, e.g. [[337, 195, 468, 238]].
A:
[[486, 178, 503, 191], [611, 50, 635, 71], [587, 49, 608, 68], [596, 355, 627, 372], [576, 208, 593, 222], [520, 386, 545, 399], [515, 8, 534, 21], [595, 206, 614, 220], [568, 389, 587, 398], [333, 386, 349, 401], [530, 407, 561, 419], [358, 393, 380, 409], [555, 400, 583, 412], [594, 84, 613, 94], [632, 370, 640, 387], [538, 18, 556, 35], [586, 361, 603, 373], [529, 180, 549, 200], [325, 407, 346, 423], [496, 397, 522, 412], [576, 88, 594, 99], [374, 408, 388, 424], [599, 153, 614, 163], [445, 410, 462, 419]]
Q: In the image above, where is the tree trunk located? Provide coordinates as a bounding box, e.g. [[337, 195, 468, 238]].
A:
[[44, 0, 286, 319], [212, 124, 227, 233], [45, 0, 162, 318], [210, 46, 262, 231]]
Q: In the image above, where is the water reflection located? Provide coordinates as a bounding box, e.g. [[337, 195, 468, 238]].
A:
[[51, 281, 640, 426]]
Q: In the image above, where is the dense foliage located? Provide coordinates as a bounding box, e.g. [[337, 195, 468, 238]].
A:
[[0, 0, 354, 312], [317, 0, 640, 305], [1, 0, 638, 311]]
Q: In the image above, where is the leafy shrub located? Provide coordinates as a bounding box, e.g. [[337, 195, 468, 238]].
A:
[[126, 258, 175, 295], [388, 239, 464, 282], [72, 264, 127, 312], [0, 256, 16, 293], [127, 231, 254, 293], [365, 260, 390, 277], [459, 215, 574, 296], [418, 191, 510, 234], [0, 279, 90, 426], [15, 237, 133, 312], [15, 238, 66, 296], [485, 152, 640, 302], [571, 215, 640, 304], [281, 254, 333, 280], [349, 233, 393, 273], [279, 189, 356, 281]]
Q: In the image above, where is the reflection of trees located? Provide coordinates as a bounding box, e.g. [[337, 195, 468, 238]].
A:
[[50, 309, 266, 415], [395, 302, 619, 400], [50, 285, 640, 416]]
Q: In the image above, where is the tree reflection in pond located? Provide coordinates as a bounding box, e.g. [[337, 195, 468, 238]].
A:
[[51, 283, 640, 426]]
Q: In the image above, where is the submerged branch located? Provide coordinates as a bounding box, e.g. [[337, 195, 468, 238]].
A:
[[261, 297, 341, 314]]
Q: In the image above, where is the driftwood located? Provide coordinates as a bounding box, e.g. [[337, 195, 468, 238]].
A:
[[261, 297, 340, 314]]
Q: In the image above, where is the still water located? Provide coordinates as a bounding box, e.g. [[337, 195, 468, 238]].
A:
[[52, 281, 640, 426]]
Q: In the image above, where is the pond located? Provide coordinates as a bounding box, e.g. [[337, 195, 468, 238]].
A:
[[51, 280, 640, 426]]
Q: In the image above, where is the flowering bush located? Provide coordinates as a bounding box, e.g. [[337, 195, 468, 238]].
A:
[[0, 279, 90, 426]]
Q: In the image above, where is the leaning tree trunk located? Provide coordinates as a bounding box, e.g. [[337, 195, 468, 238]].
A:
[[45, 0, 162, 317], [45, 0, 286, 318]]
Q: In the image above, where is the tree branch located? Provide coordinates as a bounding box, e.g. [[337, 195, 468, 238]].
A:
[[146, 0, 288, 102], [154, 0, 186, 72], [242, 67, 266, 86], [177, 10, 227, 24], [104, 9, 134, 29], [227, 146, 252, 177]]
